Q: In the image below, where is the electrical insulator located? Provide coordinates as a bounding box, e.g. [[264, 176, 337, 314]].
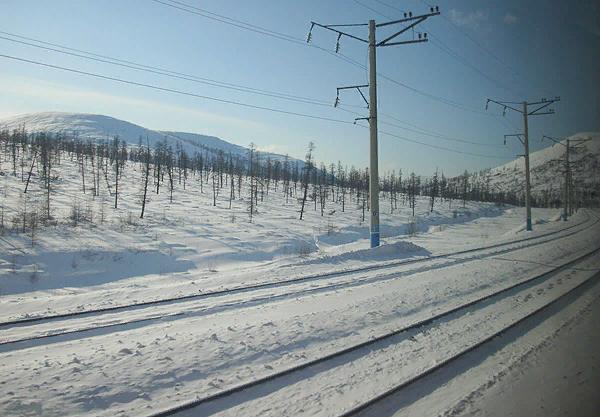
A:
[[409, 12, 412, 17], [404, 12, 407, 18], [430, 7, 434, 12], [485, 101, 489, 110], [504, 139, 506, 145], [503, 106, 506, 116], [335, 33, 342, 53], [334, 97, 340, 108], [436, 6, 439, 12], [424, 33, 427, 38], [418, 33, 422, 39], [307, 23, 315, 43]]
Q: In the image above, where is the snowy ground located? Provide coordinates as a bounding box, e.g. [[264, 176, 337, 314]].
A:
[[358, 262, 600, 417], [1, 156, 599, 417]]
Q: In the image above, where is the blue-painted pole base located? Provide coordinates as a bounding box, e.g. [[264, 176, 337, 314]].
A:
[[370, 232, 380, 248], [526, 219, 532, 231]]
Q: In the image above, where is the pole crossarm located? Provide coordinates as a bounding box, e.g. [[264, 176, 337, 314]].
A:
[[309, 22, 368, 43], [309, 9, 441, 248], [335, 85, 369, 108], [376, 11, 440, 28], [383, 39, 428, 47], [486, 97, 560, 116], [542, 135, 567, 148], [377, 17, 427, 46], [542, 135, 591, 148], [528, 100, 555, 115], [487, 96, 560, 231], [309, 11, 439, 50], [504, 134, 524, 145], [486, 99, 522, 114]]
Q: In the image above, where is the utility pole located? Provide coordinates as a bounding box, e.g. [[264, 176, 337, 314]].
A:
[[310, 7, 440, 247], [542, 135, 591, 220], [487, 97, 560, 231], [368, 20, 379, 248], [565, 138, 570, 219]]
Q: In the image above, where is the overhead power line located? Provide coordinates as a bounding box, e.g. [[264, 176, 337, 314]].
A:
[[0, 53, 356, 125], [351, 0, 523, 96], [440, 15, 532, 86], [426, 35, 521, 96], [151, 0, 302, 43], [1, 30, 496, 146], [339, 107, 502, 146], [151, 0, 501, 116], [1, 52, 508, 161], [0, 32, 354, 109], [367, 126, 513, 159], [370, 0, 407, 14], [352, 0, 394, 19], [378, 119, 501, 146], [377, 73, 490, 114]]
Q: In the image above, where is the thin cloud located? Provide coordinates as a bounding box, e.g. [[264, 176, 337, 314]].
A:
[[0, 73, 268, 131], [449, 9, 490, 31], [503, 13, 518, 25], [258, 144, 291, 155]]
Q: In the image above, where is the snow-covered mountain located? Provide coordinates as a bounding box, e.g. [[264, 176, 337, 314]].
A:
[[0, 111, 301, 167], [474, 132, 600, 206], [2, 112, 598, 207]]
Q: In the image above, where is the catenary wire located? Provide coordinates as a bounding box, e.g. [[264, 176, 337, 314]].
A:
[[0, 53, 356, 126], [352, 0, 393, 20], [351, 0, 522, 96], [0, 33, 366, 109], [377, 73, 491, 114], [4, 2, 521, 159], [426, 35, 522, 97], [370, 0, 407, 14], [439, 15, 535, 88], [150, 0, 499, 116], [0, 30, 495, 146], [377, 128, 513, 159], [0, 53, 516, 159], [338, 107, 502, 146]]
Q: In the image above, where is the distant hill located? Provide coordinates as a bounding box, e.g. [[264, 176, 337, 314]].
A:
[[2, 112, 598, 207], [0, 111, 303, 168], [471, 132, 600, 207]]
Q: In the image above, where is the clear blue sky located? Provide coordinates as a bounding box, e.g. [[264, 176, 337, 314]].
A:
[[0, 0, 598, 177]]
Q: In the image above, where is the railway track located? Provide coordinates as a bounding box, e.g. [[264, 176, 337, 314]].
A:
[[1, 210, 597, 351], [140, 213, 600, 416], [1, 210, 593, 329]]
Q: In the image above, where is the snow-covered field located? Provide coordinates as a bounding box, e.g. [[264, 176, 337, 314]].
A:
[[1, 153, 599, 417]]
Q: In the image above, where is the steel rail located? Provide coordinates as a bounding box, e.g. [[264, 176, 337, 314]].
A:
[[2, 211, 596, 348], [146, 225, 600, 416], [1, 211, 592, 329]]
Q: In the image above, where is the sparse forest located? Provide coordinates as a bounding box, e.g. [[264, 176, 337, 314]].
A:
[[0, 125, 597, 239]]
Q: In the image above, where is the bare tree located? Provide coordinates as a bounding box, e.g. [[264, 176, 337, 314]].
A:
[[140, 136, 152, 219], [246, 143, 259, 222], [430, 167, 439, 212], [462, 170, 470, 207], [298, 142, 315, 220]]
